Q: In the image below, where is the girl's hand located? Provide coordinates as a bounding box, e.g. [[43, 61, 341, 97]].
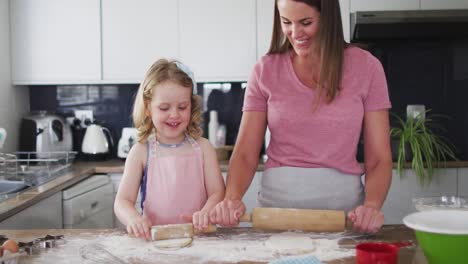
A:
[[126, 215, 152, 240], [209, 198, 246, 227], [347, 205, 384, 233], [192, 210, 210, 230]]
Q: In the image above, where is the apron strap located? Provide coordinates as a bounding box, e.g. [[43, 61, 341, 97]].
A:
[[140, 135, 156, 210]]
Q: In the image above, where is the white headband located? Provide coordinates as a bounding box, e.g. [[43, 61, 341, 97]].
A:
[[175, 61, 197, 94]]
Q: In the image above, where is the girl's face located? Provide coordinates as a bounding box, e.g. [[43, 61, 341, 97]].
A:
[[149, 80, 192, 144], [277, 0, 321, 57]]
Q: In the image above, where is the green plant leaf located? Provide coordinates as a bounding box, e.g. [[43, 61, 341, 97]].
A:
[[389, 109, 458, 187]]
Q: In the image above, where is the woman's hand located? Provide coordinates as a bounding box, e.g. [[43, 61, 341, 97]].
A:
[[347, 205, 384, 233], [192, 210, 210, 230], [209, 198, 246, 227], [126, 215, 152, 240]]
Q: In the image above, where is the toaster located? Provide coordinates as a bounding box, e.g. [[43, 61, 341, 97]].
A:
[[19, 112, 73, 158]]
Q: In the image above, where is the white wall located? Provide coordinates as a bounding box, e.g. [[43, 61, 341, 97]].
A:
[[0, 0, 29, 152]]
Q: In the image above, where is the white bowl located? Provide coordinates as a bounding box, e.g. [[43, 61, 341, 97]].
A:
[[403, 210, 468, 235], [412, 195, 468, 212]]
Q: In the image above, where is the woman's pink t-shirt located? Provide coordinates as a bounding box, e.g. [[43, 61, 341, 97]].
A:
[[243, 46, 391, 175]]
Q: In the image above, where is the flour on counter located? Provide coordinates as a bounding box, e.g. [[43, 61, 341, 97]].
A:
[[21, 230, 355, 264], [264, 232, 316, 255]]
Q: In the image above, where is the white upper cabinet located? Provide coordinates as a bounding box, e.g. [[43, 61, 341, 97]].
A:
[[101, 0, 178, 83], [179, 0, 257, 82], [256, 0, 275, 60], [350, 0, 420, 12], [257, 0, 350, 60], [339, 0, 351, 43], [420, 0, 468, 10], [10, 0, 101, 84]]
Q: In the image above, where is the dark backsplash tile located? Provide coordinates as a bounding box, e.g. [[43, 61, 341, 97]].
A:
[[29, 82, 246, 157]]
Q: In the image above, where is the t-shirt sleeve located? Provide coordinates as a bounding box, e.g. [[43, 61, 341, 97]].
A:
[[364, 57, 392, 111], [242, 61, 268, 112]]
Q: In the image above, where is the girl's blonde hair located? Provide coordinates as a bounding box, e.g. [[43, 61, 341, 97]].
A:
[[133, 59, 203, 143], [268, 0, 346, 108]]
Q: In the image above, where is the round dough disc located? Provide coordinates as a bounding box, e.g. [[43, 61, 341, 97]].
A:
[[264, 233, 316, 255], [153, 237, 193, 249]]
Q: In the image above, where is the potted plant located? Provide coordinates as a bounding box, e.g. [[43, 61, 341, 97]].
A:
[[390, 110, 457, 186]]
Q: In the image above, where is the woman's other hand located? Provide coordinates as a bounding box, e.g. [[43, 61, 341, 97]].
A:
[[126, 215, 152, 240], [347, 205, 384, 233], [209, 198, 246, 227]]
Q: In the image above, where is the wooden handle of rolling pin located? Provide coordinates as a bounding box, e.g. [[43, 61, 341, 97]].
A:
[[151, 223, 216, 240], [239, 208, 345, 232], [239, 213, 251, 222]]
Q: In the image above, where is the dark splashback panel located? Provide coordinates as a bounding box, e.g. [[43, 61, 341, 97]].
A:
[[364, 39, 468, 160], [29, 85, 138, 143], [29, 83, 245, 157]]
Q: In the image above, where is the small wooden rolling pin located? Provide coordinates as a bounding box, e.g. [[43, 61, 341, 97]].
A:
[[151, 223, 216, 240], [239, 207, 346, 232]]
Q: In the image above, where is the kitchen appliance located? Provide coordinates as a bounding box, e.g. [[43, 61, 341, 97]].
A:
[[19, 112, 73, 158], [81, 123, 113, 160], [117, 127, 138, 159], [62, 175, 114, 229], [0, 128, 6, 149], [351, 9, 468, 41]]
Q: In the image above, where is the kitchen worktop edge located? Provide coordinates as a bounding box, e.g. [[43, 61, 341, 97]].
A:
[[1, 159, 467, 223]]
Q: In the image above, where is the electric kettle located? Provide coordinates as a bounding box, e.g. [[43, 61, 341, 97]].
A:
[[81, 123, 114, 160]]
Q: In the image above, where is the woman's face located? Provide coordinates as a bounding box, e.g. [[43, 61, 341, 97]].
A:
[[149, 80, 192, 144], [277, 0, 321, 57]]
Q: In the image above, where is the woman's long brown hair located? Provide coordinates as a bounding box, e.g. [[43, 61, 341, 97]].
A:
[[268, 0, 346, 108]]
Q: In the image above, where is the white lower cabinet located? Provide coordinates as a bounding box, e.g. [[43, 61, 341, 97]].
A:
[[382, 168, 458, 224], [457, 168, 468, 196], [110, 173, 141, 229], [0, 192, 63, 229], [62, 175, 114, 229]]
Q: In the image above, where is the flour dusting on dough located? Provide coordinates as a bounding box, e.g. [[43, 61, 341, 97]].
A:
[[264, 232, 316, 254], [21, 230, 355, 263]]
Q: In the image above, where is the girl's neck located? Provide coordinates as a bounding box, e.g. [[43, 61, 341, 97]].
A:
[[155, 134, 186, 148]]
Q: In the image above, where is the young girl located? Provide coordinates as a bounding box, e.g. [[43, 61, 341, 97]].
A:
[[114, 59, 225, 240]]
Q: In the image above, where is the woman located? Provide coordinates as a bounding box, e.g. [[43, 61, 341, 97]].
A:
[[210, 0, 392, 233]]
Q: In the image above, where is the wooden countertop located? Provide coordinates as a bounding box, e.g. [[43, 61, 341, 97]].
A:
[[1, 158, 467, 222], [0, 225, 427, 264], [0, 159, 264, 222]]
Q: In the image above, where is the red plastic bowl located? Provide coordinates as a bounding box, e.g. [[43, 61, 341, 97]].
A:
[[356, 242, 399, 264]]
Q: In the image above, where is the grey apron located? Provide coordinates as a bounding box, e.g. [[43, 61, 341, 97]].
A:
[[257, 167, 364, 213]]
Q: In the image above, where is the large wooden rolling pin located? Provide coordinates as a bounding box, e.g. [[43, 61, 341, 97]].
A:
[[239, 207, 346, 232], [151, 223, 216, 240]]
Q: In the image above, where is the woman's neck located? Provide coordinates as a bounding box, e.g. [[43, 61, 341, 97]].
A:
[[292, 52, 321, 86], [293, 49, 320, 68]]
